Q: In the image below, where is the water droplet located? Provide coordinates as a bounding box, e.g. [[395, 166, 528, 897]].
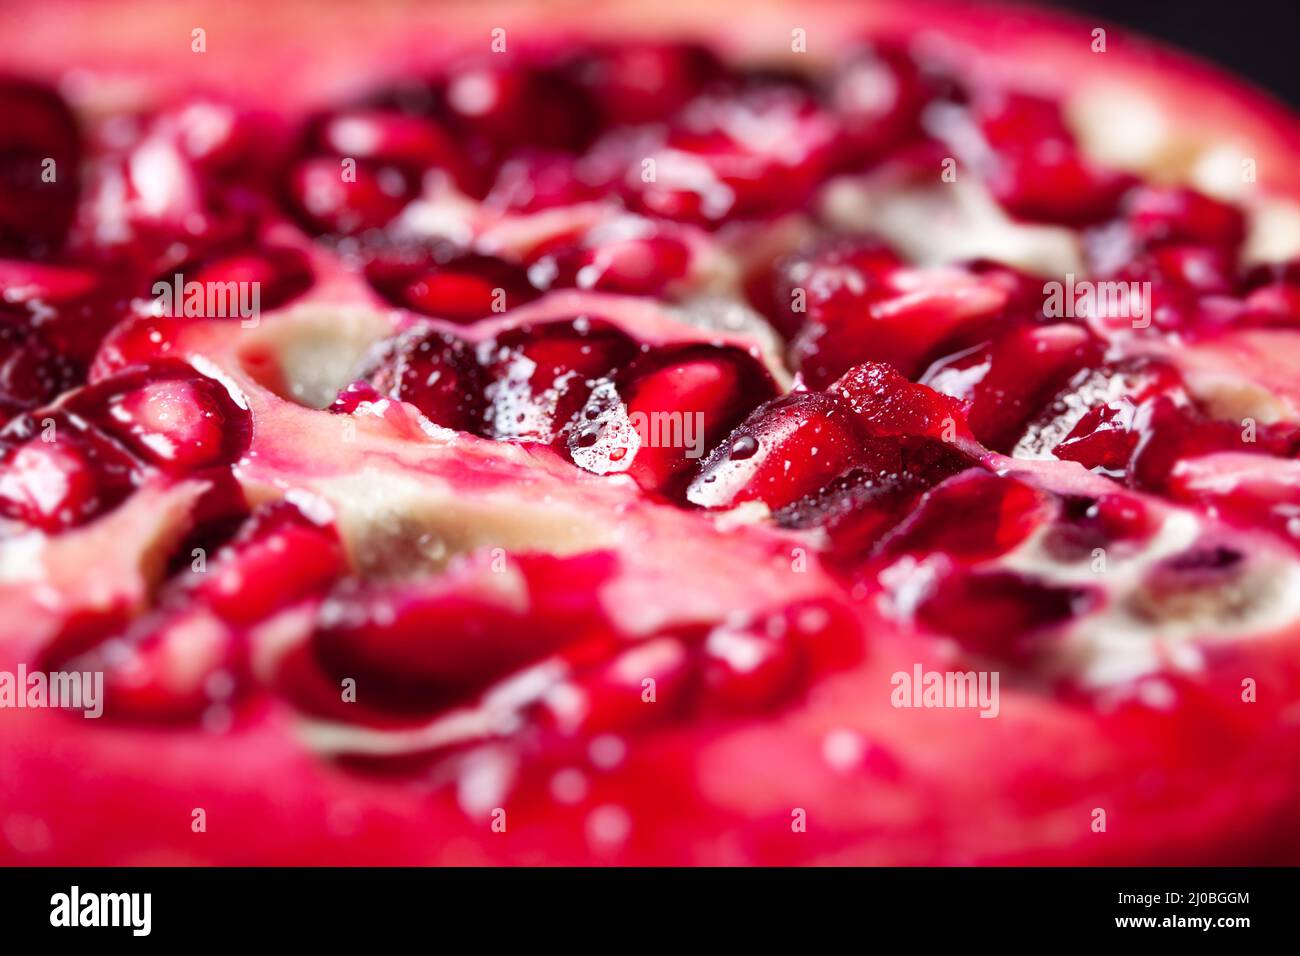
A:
[[728, 434, 758, 460]]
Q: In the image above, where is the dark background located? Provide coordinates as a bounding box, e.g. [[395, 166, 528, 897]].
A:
[[1043, 0, 1299, 106]]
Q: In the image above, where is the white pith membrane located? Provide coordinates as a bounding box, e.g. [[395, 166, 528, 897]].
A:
[[6, 36, 1300, 793]]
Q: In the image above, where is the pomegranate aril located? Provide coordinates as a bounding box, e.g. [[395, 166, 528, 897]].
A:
[[526, 224, 691, 296], [314, 552, 612, 715], [67, 361, 251, 474], [569, 41, 725, 125], [176, 500, 345, 626], [971, 91, 1132, 226], [170, 244, 314, 314], [624, 84, 841, 228], [0, 317, 78, 425], [687, 390, 877, 510], [1042, 492, 1157, 560], [791, 265, 1009, 387], [481, 318, 640, 443], [914, 569, 1098, 662], [0, 412, 140, 532], [830, 43, 931, 161], [921, 323, 1100, 451], [441, 60, 600, 154], [314, 108, 466, 177], [832, 361, 972, 443], [285, 156, 415, 235], [569, 343, 778, 491], [351, 325, 485, 431], [364, 247, 539, 323], [756, 235, 902, 341], [89, 314, 184, 381], [1123, 185, 1247, 252], [483, 150, 610, 213], [878, 469, 1048, 563], [0, 79, 81, 255]]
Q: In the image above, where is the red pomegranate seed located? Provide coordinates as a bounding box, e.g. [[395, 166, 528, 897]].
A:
[[1122, 185, 1247, 252], [441, 60, 600, 154], [0, 317, 79, 425], [878, 470, 1049, 563], [829, 43, 931, 161], [527, 223, 692, 296], [1042, 492, 1157, 560], [831, 361, 972, 443], [484, 150, 611, 213], [63, 606, 241, 723], [754, 235, 902, 341], [914, 569, 1098, 662], [569, 41, 725, 125], [365, 248, 539, 323], [89, 314, 184, 381], [314, 108, 468, 182], [623, 84, 841, 228], [971, 91, 1132, 226], [66, 361, 252, 474], [173, 245, 314, 314], [184, 500, 346, 627], [686, 390, 880, 510], [920, 323, 1101, 451], [285, 156, 416, 235], [481, 318, 640, 443], [568, 343, 778, 492], [349, 325, 485, 432], [791, 265, 1009, 387], [0, 411, 140, 532], [0, 79, 81, 255]]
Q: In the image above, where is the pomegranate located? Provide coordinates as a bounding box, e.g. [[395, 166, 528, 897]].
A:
[[1, 0, 1299, 870]]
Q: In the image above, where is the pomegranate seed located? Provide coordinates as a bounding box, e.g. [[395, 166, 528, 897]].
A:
[[171, 244, 314, 314], [831, 361, 972, 442], [484, 150, 610, 213], [756, 235, 901, 341], [920, 323, 1101, 451], [914, 569, 1098, 662], [568, 343, 778, 492], [829, 44, 931, 161], [791, 265, 1009, 387], [0, 412, 140, 532], [349, 325, 485, 432], [285, 156, 416, 235], [569, 41, 725, 125], [480, 318, 640, 443], [1123, 185, 1247, 252], [365, 247, 539, 323], [687, 391, 877, 510], [441, 60, 600, 154], [0, 79, 81, 255], [184, 500, 346, 627], [0, 317, 78, 425], [624, 84, 841, 228], [66, 361, 252, 474], [972, 91, 1132, 226], [527, 223, 691, 296], [878, 470, 1049, 563]]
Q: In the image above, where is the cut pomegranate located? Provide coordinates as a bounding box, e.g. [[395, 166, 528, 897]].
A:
[[4, 4, 1300, 869]]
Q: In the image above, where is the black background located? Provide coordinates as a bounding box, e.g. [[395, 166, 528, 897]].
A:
[[1043, 0, 1300, 106]]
